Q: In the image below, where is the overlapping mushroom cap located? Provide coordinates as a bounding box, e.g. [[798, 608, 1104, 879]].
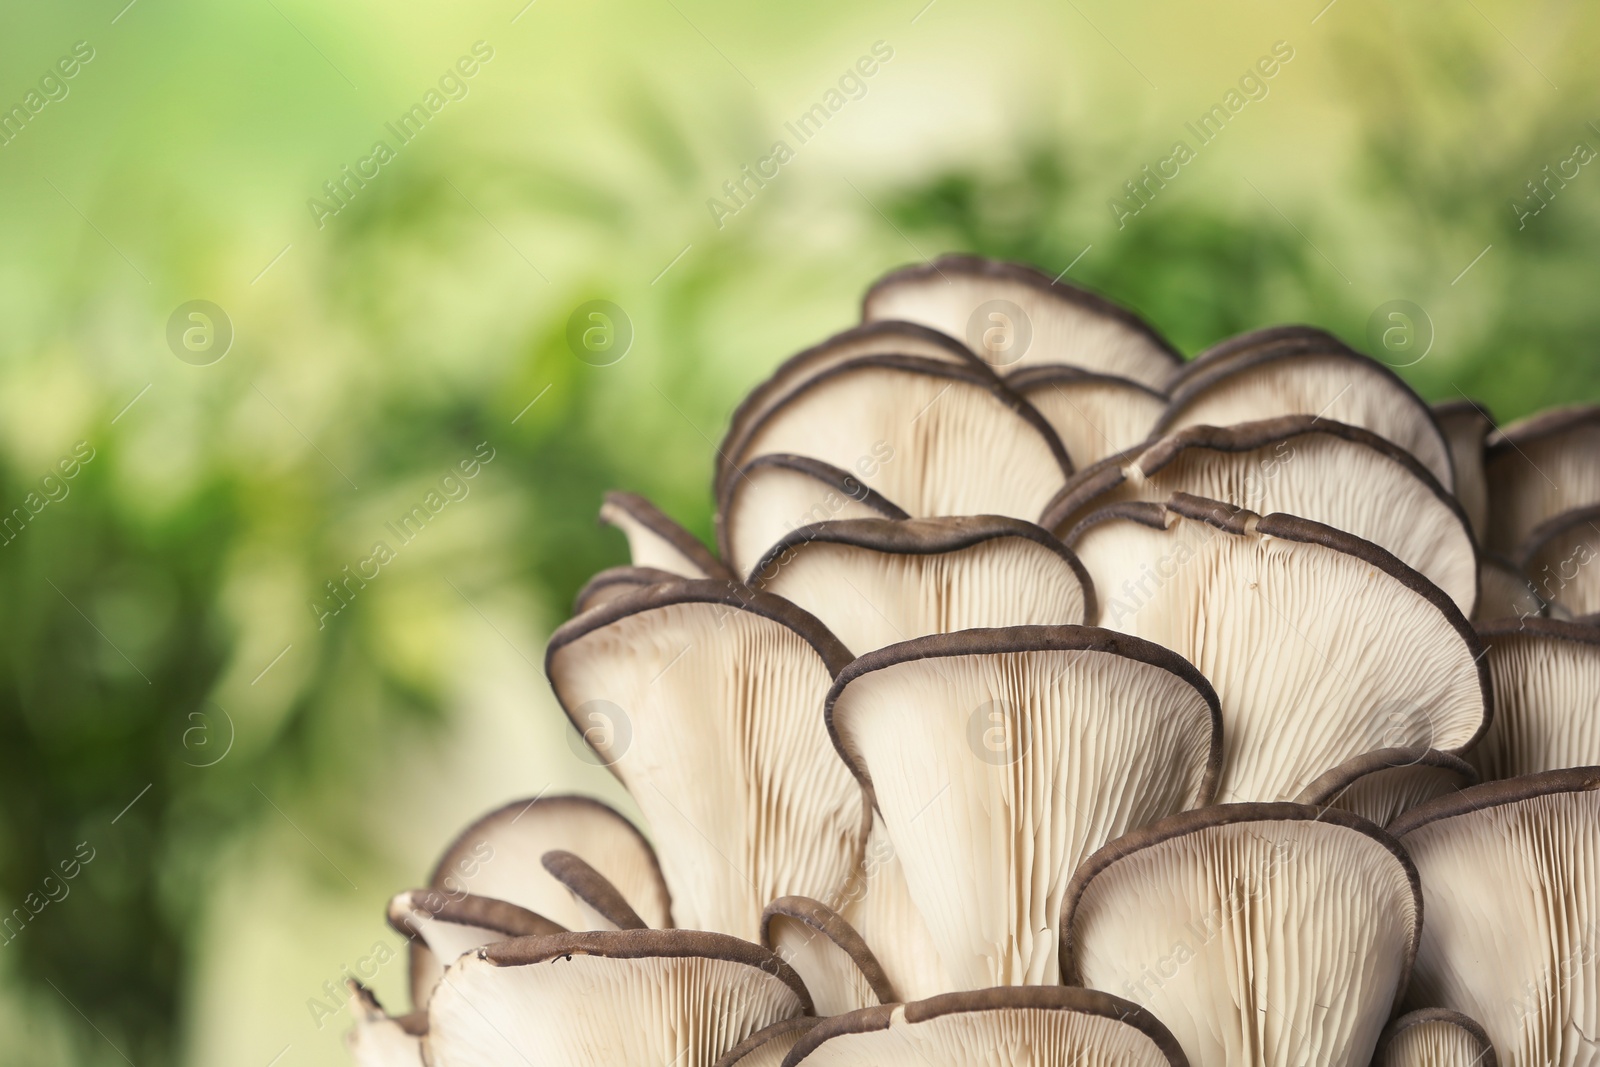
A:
[[349, 254, 1600, 1067]]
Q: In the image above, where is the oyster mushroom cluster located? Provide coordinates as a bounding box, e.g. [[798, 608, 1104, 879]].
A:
[[349, 255, 1600, 1067]]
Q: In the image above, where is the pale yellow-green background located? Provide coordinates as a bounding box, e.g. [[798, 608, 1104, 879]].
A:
[[0, 1, 1596, 1064]]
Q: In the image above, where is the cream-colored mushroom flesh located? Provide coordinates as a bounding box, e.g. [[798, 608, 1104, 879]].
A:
[[1293, 748, 1478, 828], [599, 491, 729, 580], [715, 1019, 820, 1067], [751, 516, 1092, 654], [784, 987, 1187, 1067], [1044, 417, 1477, 616], [720, 455, 909, 579], [717, 321, 990, 496], [408, 794, 670, 1009], [839, 817, 953, 1002], [426, 930, 811, 1067], [1433, 400, 1494, 544], [1068, 496, 1489, 802], [1372, 1009, 1499, 1067], [346, 982, 425, 1067], [1061, 805, 1420, 1067], [1476, 556, 1542, 624], [546, 582, 867, 940], [1392, 769, 1600, 1067], [1008, 367, 1167, 467], [827, 626, 1220, 988], [726, 355, 1072, 524], [1475, 621, 1600, 780], [861, 254, 1183, 387], [1517, 506, 1600, 618], [1485, 406, 1600, 554], [1155, 349, 1454, 489], [761, 897, 894, 1016]]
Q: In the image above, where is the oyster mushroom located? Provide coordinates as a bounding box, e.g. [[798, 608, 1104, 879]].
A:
[[862, 253, 1183, 387], [573, 565, 686, 614], [1006, 365, 1167, 467], [783, 987, 1188, 1067], [1474, 619, 1600, 779], [1391, 768, 1600, 1067], [760, 895, 896, 1015], [1067, 494, 1489, 801], [346, 981, 425, 1067], [1153, 337, 1454, 488], [719, 354, 1073, 525], [1043, 416, 1478, 616], [717, 320, 992, 497], [826, 625, 1220, 988], [1485, 405, 1600, 554], [719, 454, 909, 580], [1371, 1008, 1499, 1067], [714, 1019, 821, 1067], [1292, 747, 1479, 828], [600, 490, 732, 581], [426, 930, 812, 1067], [749, 515, 1093, 654], [405, 796, 668, 1015], [546, 581, 868, 940], [1060, 804, 1420, 1067]]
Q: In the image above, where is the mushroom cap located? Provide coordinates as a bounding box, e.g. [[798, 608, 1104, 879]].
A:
[[761, 896, 896, 1015], [749, 516, 1093, 655], [599, 490, 731, 580], [1474, 620, 1600, 780], [827, 625, 1221, 988], [1060, 803, 1421, 1067], [1391, 768, 1600, 1067], [1371, 1008, 1499, 1067], [714, 1018, 822, 1067], [1042, 416, 1478, 616], [1153, 341, 1454, 489], [837, 817, 953, 1002], [540, 850, 649, 930], [1293, 747, 1479, 828], [546, 580, 868, 940], [1168, 325, 1349, 389], [1476, 554, 1543, 624], [425, 929, 812, 1067], [783, 986, 1189, 1067], [574, 565, 686, 615], [1485, 405, 1600, 554], [861, 253, 1183, 387], [422, 795, 670, 927], [1007, 365, 1168, 467], [1067, 494, 1490, 802], [716, 320, 992, 498], [346, 980, 425, 1067], [1515, 505, 1600, 618], [407, 794, 670, 1010], [720, 354, 1073, 524], [718, 454, 910, 579], [1432, 399, 1496, 545], [388, 888, 565, 977]]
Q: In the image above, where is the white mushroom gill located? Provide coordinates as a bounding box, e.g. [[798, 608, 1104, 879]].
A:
[[349, 254, 1600, 1067]]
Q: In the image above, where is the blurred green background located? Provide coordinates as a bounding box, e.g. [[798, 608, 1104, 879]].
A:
[[0, 0, 1596, 1063]]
